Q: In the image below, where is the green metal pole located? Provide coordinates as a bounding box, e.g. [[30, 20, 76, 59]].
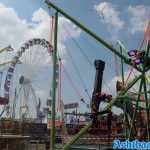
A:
[[117, 40, 128, 53], [50, 11, 58, 150], [45, 0, 141, 72], [63, 122, 92, 150], [129, 77, 143, 139], [124, 101, 130, 138], [143, 75, 150, 140], [120, 46, 124, 85], [103, 75, 141, 112], [119, 46, 127, 137]]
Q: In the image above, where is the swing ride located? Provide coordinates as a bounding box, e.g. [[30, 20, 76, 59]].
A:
[[0, 0, 150, 150]]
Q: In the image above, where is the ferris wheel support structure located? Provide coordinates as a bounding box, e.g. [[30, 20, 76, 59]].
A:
[[1, 38, 53, 120], [4, 38, 53, 101]]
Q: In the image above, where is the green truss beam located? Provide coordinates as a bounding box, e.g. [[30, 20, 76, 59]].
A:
[[129, 77, 143, 139]]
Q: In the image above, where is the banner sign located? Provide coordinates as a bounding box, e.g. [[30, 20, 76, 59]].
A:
[[64, 103, 78, 109]]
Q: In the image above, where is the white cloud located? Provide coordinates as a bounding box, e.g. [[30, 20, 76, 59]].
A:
[[0, 3, 28, 49], [58, 17, 81, 42], [30, 7, 81, 56], [128, 5, 150, 34], [0, 4, 81, 65], [94, 2, 124, 40], [103, 68, 140, 95], [95, 3, 150, 37], [95, 2, 124, 29], [32, 8, 49, 23]]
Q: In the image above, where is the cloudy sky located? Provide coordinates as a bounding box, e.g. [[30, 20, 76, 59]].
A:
[[0, 0, 149, 114]]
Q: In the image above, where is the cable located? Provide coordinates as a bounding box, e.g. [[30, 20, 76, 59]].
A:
[[138, 32, 147, 51], [63, 24, 113, 95], [64, 43, 91, 100], [125, 67, 134, 86], [60, 21, 115, 99], [114, 53, 119, 77], [80, 34, 113, 93], [58, 57, 89, 112], [63, 25, 93, 66], [58, 51, 87, 109], [57, 54, 80, 96], [62, 64, 82, 99]]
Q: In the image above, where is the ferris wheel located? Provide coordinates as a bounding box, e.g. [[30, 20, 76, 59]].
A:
[[3, 38, 55, 120]]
